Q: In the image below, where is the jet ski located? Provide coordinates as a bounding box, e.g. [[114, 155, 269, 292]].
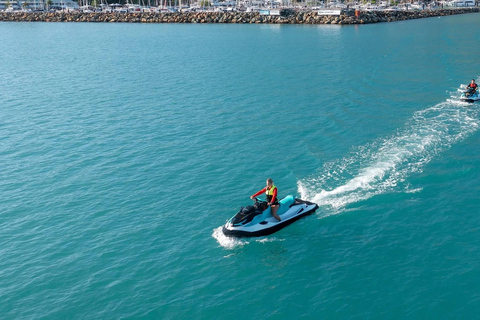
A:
[[460, 89, 480, 102], [222, 195, 319, 237]]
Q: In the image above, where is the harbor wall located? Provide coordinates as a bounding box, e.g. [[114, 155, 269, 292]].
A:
[[0, 8, 478, 24]]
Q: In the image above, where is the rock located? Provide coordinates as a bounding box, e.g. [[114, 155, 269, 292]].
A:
[[0, 8, 478, 25]]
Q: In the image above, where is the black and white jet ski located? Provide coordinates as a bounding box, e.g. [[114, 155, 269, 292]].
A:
[[222, 196, 319, 237], [460, 89, 480, 102]]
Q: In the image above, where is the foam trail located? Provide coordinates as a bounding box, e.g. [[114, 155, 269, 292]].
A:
[[214, 86, 479, 248], [299, 97, 480, 213], [213, 225, 287, 249], [212, 226, 249, 249]]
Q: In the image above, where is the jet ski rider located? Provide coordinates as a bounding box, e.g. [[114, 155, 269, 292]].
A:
[[250, 178, 281, 222], [466, 79, 478, 97]]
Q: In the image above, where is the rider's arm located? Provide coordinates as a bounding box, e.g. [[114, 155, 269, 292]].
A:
[[251, 188, 266, 198]]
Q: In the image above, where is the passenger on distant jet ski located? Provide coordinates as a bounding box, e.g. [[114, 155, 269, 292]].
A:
[[465, 79, 478, 97], [250, 178, 281, 221]]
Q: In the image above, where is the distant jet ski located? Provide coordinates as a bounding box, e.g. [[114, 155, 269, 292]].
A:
[[222, 196, 318, 237], [460, 89, 480, 103]]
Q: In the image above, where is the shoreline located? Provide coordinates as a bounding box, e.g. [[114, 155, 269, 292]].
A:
[[0, 8, 478, 24]]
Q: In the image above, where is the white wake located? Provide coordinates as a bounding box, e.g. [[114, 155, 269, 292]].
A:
[[298, 94, 479, 213], [214, 84, 480, 248]]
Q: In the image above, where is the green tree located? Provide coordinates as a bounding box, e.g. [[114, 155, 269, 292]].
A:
[[22, 1, 29, 9], [46, 0, 53, 9]]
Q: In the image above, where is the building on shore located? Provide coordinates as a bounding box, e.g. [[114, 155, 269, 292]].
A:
[[0, 0, 79, 10], [0, 0, 20, 9]]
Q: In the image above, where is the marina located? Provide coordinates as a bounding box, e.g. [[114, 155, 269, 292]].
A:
[[0, 0, 477, 13], [0, 6, 477, 23]]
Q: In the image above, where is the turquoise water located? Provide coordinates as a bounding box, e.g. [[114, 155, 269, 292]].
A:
[[1, 14, 480, 319]]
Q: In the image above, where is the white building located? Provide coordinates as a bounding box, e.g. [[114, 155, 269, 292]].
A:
[[447, 0, 475, 6], [1, 0, 79, 10]]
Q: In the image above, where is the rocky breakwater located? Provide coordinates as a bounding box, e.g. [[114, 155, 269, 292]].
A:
[[349, 7, 479, 24], [0, 8, 478, 24]]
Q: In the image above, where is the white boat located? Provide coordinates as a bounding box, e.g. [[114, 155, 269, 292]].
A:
[[447, 0, 475, 6]]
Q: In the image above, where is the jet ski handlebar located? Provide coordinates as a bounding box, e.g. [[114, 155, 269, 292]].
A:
[[253, 197, 267, 203]]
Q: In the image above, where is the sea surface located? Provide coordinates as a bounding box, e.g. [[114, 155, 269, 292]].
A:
[[1, 13, 480, 319]]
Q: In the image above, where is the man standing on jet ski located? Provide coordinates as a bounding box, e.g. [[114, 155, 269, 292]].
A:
[[250, 178, 281, 221], [466, 79, 478, 97]]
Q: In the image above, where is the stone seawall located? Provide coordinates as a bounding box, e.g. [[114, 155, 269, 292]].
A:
[[0, 8, 478, 24]]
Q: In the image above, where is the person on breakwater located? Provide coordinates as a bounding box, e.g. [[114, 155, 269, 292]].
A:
[[250, 178, 281, 221]]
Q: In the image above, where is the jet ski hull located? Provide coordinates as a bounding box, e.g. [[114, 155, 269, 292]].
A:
[[222, 196, 318, 238], [460, 92, 479, 103], [460, 98, 480, 103]]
